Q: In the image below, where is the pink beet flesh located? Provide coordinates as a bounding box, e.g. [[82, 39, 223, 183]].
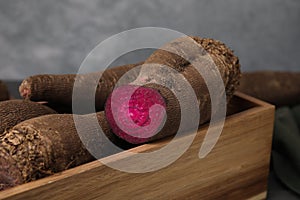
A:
[[105, 85, 166, 144]]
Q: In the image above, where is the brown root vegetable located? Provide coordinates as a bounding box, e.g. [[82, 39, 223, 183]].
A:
[[0, 69, 236, 190], [0, 85, 167, 189], [135, 36, 240, 124], [0, 111, 133, 190], [16, 36, 240, 143], [105, 36, 241, 144], [0, 100, 57, 134], [0, 81, 9, 101], [19, 63, 141, 111], [239, 71, 300, 106], [1, 36, 241, 189], [19, 37, 240, 118]]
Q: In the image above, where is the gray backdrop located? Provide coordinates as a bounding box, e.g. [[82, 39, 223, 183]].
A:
[[0, 0, 300, 80]]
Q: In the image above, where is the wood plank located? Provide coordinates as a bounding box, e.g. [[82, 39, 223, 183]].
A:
[[246, 192, 267, 200], [0, 93, 275, 200]]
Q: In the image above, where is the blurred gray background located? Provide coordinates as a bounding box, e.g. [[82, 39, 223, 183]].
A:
[[0, 0, 300, 80]]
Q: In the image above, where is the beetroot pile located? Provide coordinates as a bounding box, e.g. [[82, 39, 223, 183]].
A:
[[0, 36, 241, 190]]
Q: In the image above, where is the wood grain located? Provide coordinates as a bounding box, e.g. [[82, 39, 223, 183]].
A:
[[0, 92, 274, 200], [246, 192, 267, 200]]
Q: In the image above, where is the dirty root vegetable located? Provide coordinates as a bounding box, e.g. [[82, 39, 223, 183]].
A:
[[105, 36, 241, 143], [0, 87, 157, 190], [0, 113, 96, 190], [144, 36, 240, 123], [239, 71, 300, 106], [19, 37, 240, 118], [0, 100, 57, 134], [19, 63, 140, 111], [1, 36, 241, 189], [0, 81, 9, 101]]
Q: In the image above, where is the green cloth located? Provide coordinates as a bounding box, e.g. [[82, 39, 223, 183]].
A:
[[272, 105, 300, 195]]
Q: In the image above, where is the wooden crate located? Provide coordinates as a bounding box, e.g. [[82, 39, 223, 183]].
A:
[[0, 92, 275, 200]]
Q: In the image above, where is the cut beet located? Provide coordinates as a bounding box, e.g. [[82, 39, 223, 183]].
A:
[[105, 85, 166, 144]]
